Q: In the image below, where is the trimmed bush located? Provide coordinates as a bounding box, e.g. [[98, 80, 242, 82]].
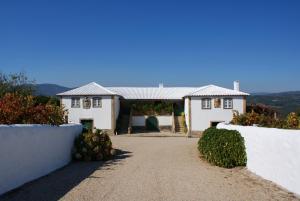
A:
[[146, 116, 159, 131], [73, 129, 114, 161], [198, 127, 247, 168]]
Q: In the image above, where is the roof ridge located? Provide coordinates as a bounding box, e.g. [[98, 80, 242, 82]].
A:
[[91, 82, 115, 94], [57, 82, 116, 96], [188, 85, 213, 95]]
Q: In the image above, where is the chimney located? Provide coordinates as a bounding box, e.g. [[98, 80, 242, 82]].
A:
[[159, 83, 164, 88], [234, 81, 240, 91]]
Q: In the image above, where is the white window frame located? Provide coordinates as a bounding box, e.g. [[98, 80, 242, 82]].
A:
[[202, 98, 211, 109], [223, 98, 233, 109], [71, 97, 80, 108], [92, 97, 102, 108]]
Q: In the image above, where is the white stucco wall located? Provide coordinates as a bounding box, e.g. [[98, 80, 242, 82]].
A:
[[191, 96, 244, 131], [114, 96, 120, 121], [62, 96, 113, 130], [132, 115, 172, 126], [184, 98, 190, 131], [0, 124, 82, 195], [217, 123, 300, 196]]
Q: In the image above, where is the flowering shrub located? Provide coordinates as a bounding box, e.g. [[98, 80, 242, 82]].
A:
[[232, 111, 299, 129], [0, 93, 66, 125], [73, 129, 115, 161], [232, 111, 260, 126], [26, 104, 66, 125], [286, 112, 299, 129], [0, 93, 34, 124]]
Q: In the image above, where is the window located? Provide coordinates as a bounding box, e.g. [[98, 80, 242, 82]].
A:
[[214, 98, 221, 108], [71, 98, 80, 108], [83, 97, 91, 109], [223, 98, 233, 109], [202, 98, 211, 109], [93, 97, 102, 108]]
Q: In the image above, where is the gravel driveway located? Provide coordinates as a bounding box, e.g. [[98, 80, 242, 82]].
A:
[[1, 136, 298, 201]]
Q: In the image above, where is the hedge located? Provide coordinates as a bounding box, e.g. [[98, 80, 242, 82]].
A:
[[198, 127, 247, 168]]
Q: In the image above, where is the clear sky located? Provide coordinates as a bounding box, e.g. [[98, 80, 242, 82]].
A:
[[0, 0, 299, 92]]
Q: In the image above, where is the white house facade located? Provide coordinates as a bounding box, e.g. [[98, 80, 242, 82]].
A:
[[57, 81, 249, 135]]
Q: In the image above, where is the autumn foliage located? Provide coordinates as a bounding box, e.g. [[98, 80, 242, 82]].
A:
[[0, 93, 66, 125]]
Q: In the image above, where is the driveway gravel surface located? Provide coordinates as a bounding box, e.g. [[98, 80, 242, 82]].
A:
[[1, 135, 299, 201]]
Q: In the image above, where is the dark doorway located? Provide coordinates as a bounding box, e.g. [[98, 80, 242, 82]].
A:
[[211, 121, 222, 127]]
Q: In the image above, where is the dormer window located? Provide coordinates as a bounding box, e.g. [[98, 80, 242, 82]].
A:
[[83, 97, 91, 109], [224, 98, 233, 109], [71, 98, 80, 108], [93, 97, 102, 108], [202, 98, 211, 109]]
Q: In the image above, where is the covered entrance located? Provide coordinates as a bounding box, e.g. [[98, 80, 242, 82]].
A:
[[116, 100, 186, 134]]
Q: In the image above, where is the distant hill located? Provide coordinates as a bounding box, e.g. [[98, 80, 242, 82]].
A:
[[34, 84, 72, 96], [247, 91, 300, 116]]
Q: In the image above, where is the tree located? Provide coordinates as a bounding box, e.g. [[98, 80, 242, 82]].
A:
[[0, 93, 66, 125], [34, 95, 60, 106], [246, 103, 277, 117], [0, 72, 35, 97]]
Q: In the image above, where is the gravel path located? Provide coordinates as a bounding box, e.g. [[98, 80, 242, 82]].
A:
[[1, 136, 299, 201]]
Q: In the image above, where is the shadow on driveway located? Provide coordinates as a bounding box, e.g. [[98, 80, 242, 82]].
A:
[[0, 149, 132, 201]]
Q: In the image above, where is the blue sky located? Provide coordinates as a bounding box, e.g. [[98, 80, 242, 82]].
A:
[[0, 0, 299, 92]]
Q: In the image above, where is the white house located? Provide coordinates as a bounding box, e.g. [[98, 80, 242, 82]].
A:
[[57, 81, 249, 135]]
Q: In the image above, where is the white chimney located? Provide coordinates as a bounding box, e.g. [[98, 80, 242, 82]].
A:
[[159, 83, 164, 88], [234, 81, 240, 91]]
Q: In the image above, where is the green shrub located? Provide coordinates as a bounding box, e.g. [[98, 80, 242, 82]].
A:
[[73, 129, 114, 161], [146, 116, 159, 131], [132, 101, 173, 115], [198, 127, 247, 168]]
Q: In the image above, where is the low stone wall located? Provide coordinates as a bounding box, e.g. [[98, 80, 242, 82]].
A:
[[217, 123, 300, 196], [0, 124, 82, 195]]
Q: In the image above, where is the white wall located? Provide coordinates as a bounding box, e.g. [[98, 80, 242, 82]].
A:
[[62, 96, 113, 130], [184, 98, 190, 131], [132, 115, 172, 126], [191, 96, 244, 131], [0, 124, 82, 195], [114, 96, 120, 121], [217, 123, 300, 196]]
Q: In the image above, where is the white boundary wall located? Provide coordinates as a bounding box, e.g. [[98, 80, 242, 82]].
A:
[[0, 124, 82, 195], [217, 123, 300, 195], [132, 115, 172, 126]]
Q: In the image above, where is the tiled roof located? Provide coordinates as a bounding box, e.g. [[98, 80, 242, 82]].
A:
[[187, 85, 249, 97], [57, 82, 249, 99], [57, 82, 116, 96]]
